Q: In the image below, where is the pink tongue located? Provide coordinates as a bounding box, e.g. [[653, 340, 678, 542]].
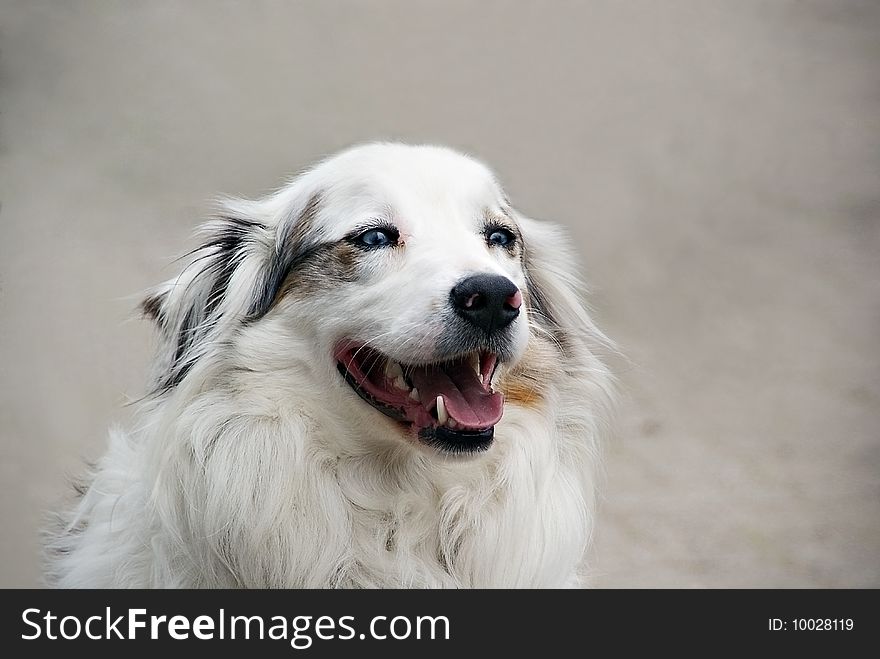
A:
[[409, 361, 504, 429]]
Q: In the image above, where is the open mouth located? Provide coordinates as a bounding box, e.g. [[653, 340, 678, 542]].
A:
[[334, 344, 503, 454]]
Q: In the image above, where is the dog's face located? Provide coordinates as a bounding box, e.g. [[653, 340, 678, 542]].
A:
[[269, 146, 531, 454], [145, 144, 578, 457]]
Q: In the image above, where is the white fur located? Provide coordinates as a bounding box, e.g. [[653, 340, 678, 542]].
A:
[[47, 143, 614, 588]]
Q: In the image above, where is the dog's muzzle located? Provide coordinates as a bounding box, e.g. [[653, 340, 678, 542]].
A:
[[335, 345, 503, 454]]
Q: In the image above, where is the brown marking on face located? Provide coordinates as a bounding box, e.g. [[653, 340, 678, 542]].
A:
[[497, 332, 563, 409], [501, 378, 543, 408], [278, 241, 362, 301], [261, 190, 365, 307]]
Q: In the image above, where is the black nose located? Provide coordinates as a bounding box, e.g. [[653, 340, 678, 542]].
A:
[[450, 274, 522, 335]]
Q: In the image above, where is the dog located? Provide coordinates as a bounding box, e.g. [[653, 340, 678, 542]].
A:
[[47, 143, 614, 587]]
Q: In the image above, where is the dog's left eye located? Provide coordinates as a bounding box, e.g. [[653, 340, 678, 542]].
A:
[[486, 227, 516, 248], [353, 227, 400, 249]]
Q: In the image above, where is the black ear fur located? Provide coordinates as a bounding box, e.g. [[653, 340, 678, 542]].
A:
[[246, 191, 325, 320], [140, 290, 167, 326], [143, 216, 269, 393], [142, 191, 325, 394]]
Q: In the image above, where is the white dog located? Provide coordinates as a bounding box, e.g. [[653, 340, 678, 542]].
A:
[[47, 143, 614, 588]]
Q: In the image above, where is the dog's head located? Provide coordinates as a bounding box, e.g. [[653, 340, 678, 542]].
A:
[[144, 144, 599, 456]]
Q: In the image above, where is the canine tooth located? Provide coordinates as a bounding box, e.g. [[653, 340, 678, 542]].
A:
[[436, 396, 448, 425], [409, 388, 420, 401], [385, 360, 404, 379], [470, 353, 481, 379], [394, 376, 408, 391]]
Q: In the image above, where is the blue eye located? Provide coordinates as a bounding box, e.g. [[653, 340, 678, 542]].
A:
[[354, 226, 399, 249], [486, 227, 516, 248]]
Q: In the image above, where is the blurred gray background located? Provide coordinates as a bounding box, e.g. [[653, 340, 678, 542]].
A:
[[2, 1, 878, 588]]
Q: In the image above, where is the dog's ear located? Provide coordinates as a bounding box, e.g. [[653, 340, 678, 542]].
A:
[[140, 188, 325, 394], [517, 215, 609, 356], [140, 212, 279, 393]]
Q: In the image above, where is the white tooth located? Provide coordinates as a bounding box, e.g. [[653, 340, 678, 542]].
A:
[[436, 396, 448, 425], [471, 353, 481, 379], [385, 360, 404, 379], [447, 419, 458, 429], [409, 388, 420, 401], [394, 376, 408, 391]]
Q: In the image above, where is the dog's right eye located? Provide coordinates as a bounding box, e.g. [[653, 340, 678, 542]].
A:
[[352, 226, 400, 249]]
